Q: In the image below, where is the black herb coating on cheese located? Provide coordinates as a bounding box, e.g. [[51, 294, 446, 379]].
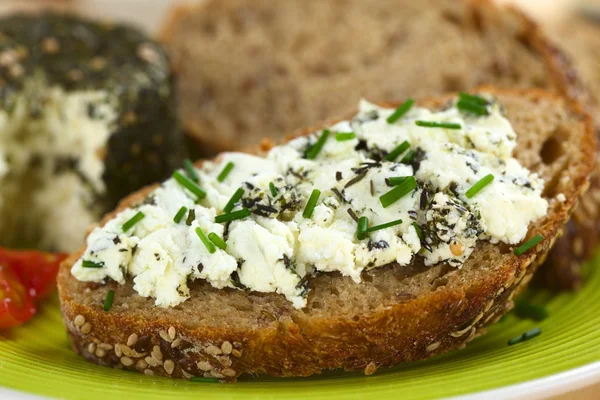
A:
[[0, 12, 183, 211]]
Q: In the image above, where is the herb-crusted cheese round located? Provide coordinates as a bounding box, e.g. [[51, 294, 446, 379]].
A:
[[72, 96, 548, 309], [0, 13, 182, 251]]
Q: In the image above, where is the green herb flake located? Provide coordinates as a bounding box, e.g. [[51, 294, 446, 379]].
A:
[[303, 189, 321, 218], [122, 211, 145, 232], [269, 182, 278, 197], [514, 234, 544, 256], [82, 260, 105, 269], [173, 170, 206, 200], [379, 176, 417, 208], [387, 98, 415, 124], [385, 141, 410, 162], [415, 121, 462, 129], [208, 232, 227, 250], [173, 206, 188, 224], [215, 208, 251, 223], [306, 130, 330, 160], [103, 289, 115, 312], [183, 158, 200, 183], [465, 174, 494, 198], [217, 162, 235, 182], [195, 227, 216, 254]]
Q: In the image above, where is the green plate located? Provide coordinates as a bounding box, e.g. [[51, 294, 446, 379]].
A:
[[1, 253, 600, 400]]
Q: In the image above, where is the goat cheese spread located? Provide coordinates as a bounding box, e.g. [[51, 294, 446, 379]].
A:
[[72, 96, 548, 309]]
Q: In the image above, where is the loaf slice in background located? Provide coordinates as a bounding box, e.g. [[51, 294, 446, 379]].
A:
[[58, 88, 595, 381], [159, 0, 600, 291]]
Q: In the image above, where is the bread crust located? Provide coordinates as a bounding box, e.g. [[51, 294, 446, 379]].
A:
[[57, 87, 595, 382]]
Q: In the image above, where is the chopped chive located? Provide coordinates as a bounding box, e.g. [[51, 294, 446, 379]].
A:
[[415, 121, 462, 129], [385, 141, 410, 161], [508, 327, 542, 345], [302, 189, 321, 218], [367, 218, 402, 233], [173, 206, 188, 223], [457, 99, 489, 116], [411, 222, 424, 240], [208, 232, 227, 250], [269, 182, 278, 197], [356, 216, 369, 240], [515, 301, 549, 321], [195, 227, 216, 254], [400, 149, 416, 164], [514, 234, 544, 256], [122, 211, 145, 232], [173, 170, 206, 200], [190, 377, 220, 383], [379, 176, 417, 208], [223, 187, 245, 214], [305, 130, 330, 159], [465, 174, 494, 198], [103, 290, 115, 311], [183, 158, 200, 183], [459, 92, 489, 106], [217, 162, 234, 182], [387, 98, 415, 124], [82, 260, 104, 268], [386, 176, 410, 186], [335, 132, 356, 141], [215, 208, 251, 223], [522, 327, 542, 341], [507, 335, 523, 346]]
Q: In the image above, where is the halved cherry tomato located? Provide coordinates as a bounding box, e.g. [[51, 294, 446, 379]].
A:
[[0, 249, 67, 300], [0, 264, 36, 329]]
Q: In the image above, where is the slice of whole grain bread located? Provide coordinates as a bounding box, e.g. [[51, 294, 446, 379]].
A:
[[57, 88, 595, 382], [158, 0, 599, 291]]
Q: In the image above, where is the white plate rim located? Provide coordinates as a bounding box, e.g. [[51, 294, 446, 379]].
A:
[[1, 361, 599, 400]]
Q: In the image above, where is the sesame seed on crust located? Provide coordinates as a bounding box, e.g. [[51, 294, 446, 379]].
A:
[[168, 326, 176, 340], [74, 315, 86, 327], [136, 359, 148, 370], [197, 361, 212, 371], [121, 357, 134, 367], [221, 341, 233, 354], [159, 330, 172, 343], [205, 345, 222, 356], [80, 322, 92, 335], [164, 359, 175, 375], [127, 333, 139, 347], [364, 362, 377, 375]]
